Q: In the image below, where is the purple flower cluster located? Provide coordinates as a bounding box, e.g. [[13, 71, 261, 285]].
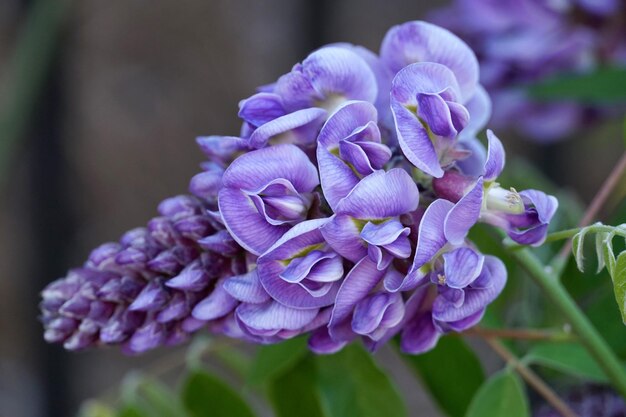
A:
[[41, 20, 557, 355], [430, 0, 626, 142]]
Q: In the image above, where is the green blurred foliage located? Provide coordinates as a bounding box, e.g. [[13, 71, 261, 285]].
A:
[[465, 370, 529, 417], [399, 336, 484, 417]]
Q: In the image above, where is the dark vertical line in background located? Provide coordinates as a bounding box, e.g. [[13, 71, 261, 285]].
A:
[[27, 52, 73, 417], [303, 0, 330, 54]]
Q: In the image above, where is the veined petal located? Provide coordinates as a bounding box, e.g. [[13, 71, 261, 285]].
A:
[[387, 199, 453, 292], [317, 147, 361, 211], [317, 100, 379, 148], [320, 214, 367, 262], [328, 257, 386, 340], [335, 169, 420, 218], [238, 92, 286, 127], [444, 177, 483, 245], [248, 108, 326, 149], [223, 270, 270, 304], [432, 255, 506, 323], [352, 292, 404, 336], [257, 219, 343, 309], [391, 101, 443, 177], [442, 247, 485, 288], [218, 188, 290, 255], [390, 62, 463, 106], [458, 85, 491, 142], [380, 20, 479, 101], [417, 92, 458, 138], [301, 47, 378, 106], [360, 220, 410, 247], [222, 144, 319, 193], [484, 130, 506, 181], [236, 301, 319, 333]]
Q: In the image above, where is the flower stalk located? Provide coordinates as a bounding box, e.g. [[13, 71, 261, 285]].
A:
[[509, 247, 626, 399]]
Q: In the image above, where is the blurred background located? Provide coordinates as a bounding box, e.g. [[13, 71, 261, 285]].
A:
[[0, 1, 624, 416]]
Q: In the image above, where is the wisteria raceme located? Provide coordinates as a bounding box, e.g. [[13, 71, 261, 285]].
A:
[[430, 0, 626, 142], [41, 20, 558, 355]]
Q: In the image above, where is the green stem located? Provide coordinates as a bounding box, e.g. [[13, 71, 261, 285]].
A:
[[510, 247, 626, 398]]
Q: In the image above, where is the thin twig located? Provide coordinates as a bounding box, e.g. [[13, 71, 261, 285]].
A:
[[484, 338, 579, 417], [554, 151, 626, 271], [464, 327, 575, 342]]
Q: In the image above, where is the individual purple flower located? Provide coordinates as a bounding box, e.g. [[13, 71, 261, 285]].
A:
[[381, 20, 479, 102], [390, 62, 470, 177], [316, 100, 392, 209], [218, 144, 320, 255], [321, 257, 404, 352], [320, 169, 419, 269], [257, 219, 344, 309], [223, 268, 332, 344], [432, 130, 559, 246], [400, 251, 507, 354], [238, 46, 378, 149]]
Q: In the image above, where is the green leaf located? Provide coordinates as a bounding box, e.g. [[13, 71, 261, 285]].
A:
[[604, 232, 617, 277], [315, 344, 407, 417], [268, 355, 327, 417], [247, 336, 308, 385], [527, 66, 626, 104], [572, 227, 589, 272], [399, 336, 484, 417], [466, 370, 529, 417], [612, 251, 626, 323], [596, 232, 608, 273], [525, 342, 607, 382], [182, 370, 256, 417]]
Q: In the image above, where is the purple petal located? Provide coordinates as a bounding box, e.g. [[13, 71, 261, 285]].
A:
[[328, 257, 386, 340], [276, 47, 377, 111], [238, 92, 286, 127], [317, 100, 379, 148], [335, 169, 420, 218], [391, 101, 442, 177], [352, 292, 404, 338], [442, 247, 485, 289], [317, 147, 361, 211], [222, 144, 319, 194], [236, 301, 319, 333], [417, 92, 459, 138], [432, 256, 506, 323], [258, 219, 343, 309], [386, 199, 453, 292], [248, 108, 326, 149], [165, 260, 210, 292], [128, 279, 169, 312], [192, 279, 239, 321], [484, 130, 505, 181], [380, 20, 479, 101], [223, 270, 270, 303], [309, 327, 348, 354], [444, 177, 483, 245], [320, 214, 367, 263], [458, 85, 491, 142], [360, 219, 410, 246]]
